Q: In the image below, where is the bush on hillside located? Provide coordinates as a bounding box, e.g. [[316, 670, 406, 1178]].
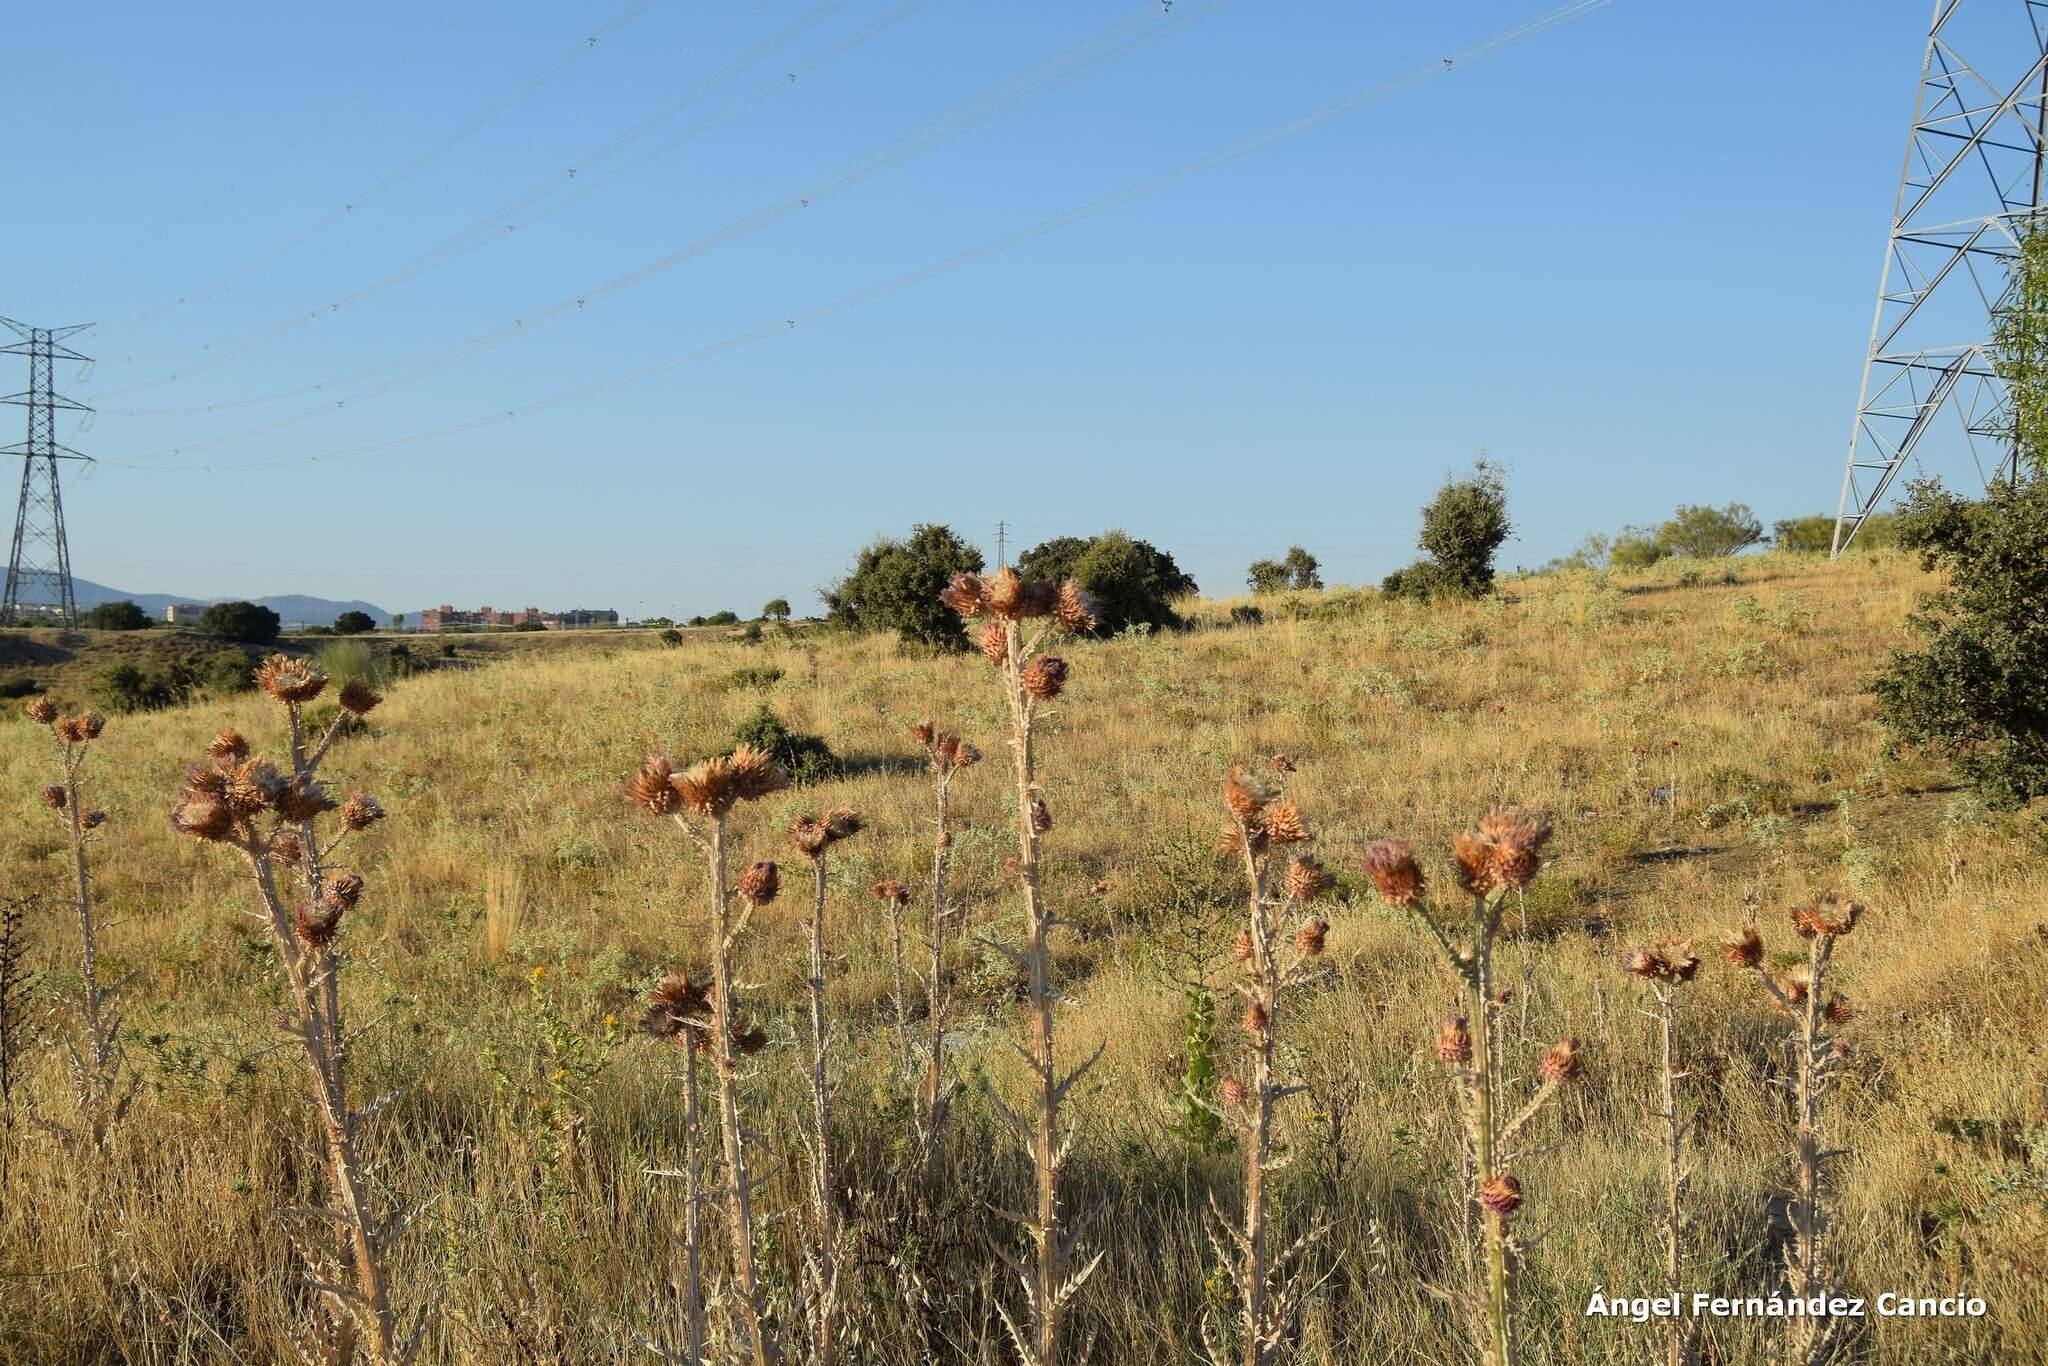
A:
[[1247, 546, 1322, 594], [1384, 461, 1513, 600], [332, 610, 377, 635], [1017, 530, 1196, 634], [96, 659, 197, 713], [83, 600, 150, 631], [823, 524, 985, 650], [200, 649, 260, 695], [1660, 503, 1764, 558], [1872, 476, 2048, 808], [199, 601, 280, 645], [731, 701, 838, 786]]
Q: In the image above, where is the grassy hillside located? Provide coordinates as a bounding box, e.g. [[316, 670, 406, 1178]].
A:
[[2, 550, 2043, 1363]]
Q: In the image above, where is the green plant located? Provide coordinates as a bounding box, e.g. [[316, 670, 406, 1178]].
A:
[[1658, 503, 1763, 558], [82, 599, 150, 630], [730, 701, 837, 785], [332, 610, 377, 635], [1169, 987, 1231, 1158], [482, 964, 622, 1227], [659, 628, 685, 648], [1246, 546, 1321, 595], [1019, 530, 1196, 634], [1872, 475, 2048, 807], [198, 600, 281, 644], [728, 666, 784, 690], [95, 659, 196, 712], [1773, 514, 1836, 554], [824, 523, 985, 650], [200, 648, 259, 695], [1384, 460, 1513, 600], [762, 597, 792, 622]]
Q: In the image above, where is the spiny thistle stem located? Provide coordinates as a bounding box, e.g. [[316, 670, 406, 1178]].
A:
[[1206, 762, 1332, 1366], [793, 809, 862, 1366], [26, 702, 125, 1148], [170, 659, 413, 1362], [1721, 897, 1859, 1366], [907, 720, 980, 1183], [939, 568, 1099, 1366], [642, 969, 717, 1364], [1367, 808, 1577, 1366], [626, 744, 789, 1366], [1623, 943, 1701, 1366]]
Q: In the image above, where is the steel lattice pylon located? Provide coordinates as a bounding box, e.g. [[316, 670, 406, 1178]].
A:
[[1, 318, 94, 626], [1834, 0, 2048, 555]]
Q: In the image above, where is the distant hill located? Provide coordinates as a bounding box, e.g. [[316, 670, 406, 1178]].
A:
[[69, 578, 390, 628]]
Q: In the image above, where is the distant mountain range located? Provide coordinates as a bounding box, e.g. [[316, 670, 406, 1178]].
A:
[[70, 577, 390, 628]]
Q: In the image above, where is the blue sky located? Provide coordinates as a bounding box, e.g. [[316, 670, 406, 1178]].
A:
[[4, 1, 1943, 617]]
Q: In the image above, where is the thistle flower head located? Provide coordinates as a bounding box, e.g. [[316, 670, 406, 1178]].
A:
[[170, 796, 235, 842], [1625, 942, 1699, 985], [55, 717, 85, 743], [1053, 580, 1098, 634], [339, 794, 386, 832], [270, 829, 305, 863], [1021, 656, 1069, 700], [1223, 766, 1275, 820], [1295, 917, 1329, 958], [1435, 1016, 1473, 1064], [79, 713, 105, 740], [934, 733, 981, 771], [870, 879, 911, 908], [1219, 1075, 1250, 1106], [983, 567, 1058, 621], [274, 776, 338, 823], [1364, 839, 1424, 907], [736, 859, 780, 907], [208, 728, 250, 763], [293, 899, 344, 947], [1261, 799, 1309, 846], [1284, 854, 1333, 902], [81, 809, 106, 830], [910, 720, 935, 747], [337, 678, 382, 716], [1232, 929, 1255, 962], [1029, 795, 1052, 833], [325, 874, 366, 911], [626, 756, 681, 815], [255, 654, 327, 704], [1538, 1037, 1584, 1085], [978, 619, 1009, 665], [24, 697, 58, 725], [791, 807, 863, 857], [39, 785, 65, 811], [1477, 1174, 1524, 1219], [1720, 925, 1765, 969], [644, 970, 713, 1046], [1457, 805, 1552, 893], [1242, 1000, 1270, 1036], [676, 746, 788, 819], [939, 573, 990, 617], [222, 760, 286, 818], [1792, 893, 1862, 939], [1824, 995, 1854, 1026]]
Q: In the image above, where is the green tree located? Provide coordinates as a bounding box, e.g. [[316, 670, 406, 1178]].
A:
[[198, 601, 281, 645], [1017, 531, 1194, 633], [1994, 222, 2048, 469], [82, 600, 149, 631], [1248, 546, 1323, 594], [761, 597, 791, 622], [332, 610, 376, 635], [1658, 503, 1763, 558], [823, 523, 985, 650], [1772, 515, 1837, 554], [1608, 525, 1669, 570], [1384, 460, 1513, 599], [1872, 477, 2048, 807]]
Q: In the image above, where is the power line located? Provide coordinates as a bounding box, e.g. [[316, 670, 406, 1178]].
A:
[[102, 0, 1621, 476], [106, 0, 1218, 458], [95, 0, 875, 397], [113, 0, 658, 328]]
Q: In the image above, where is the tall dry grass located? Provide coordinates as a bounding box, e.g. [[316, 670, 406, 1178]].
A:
[[0, 550, 2043, 1362]]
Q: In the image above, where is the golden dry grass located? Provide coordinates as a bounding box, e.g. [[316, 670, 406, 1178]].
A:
[[2, 548, 2044, 1363]]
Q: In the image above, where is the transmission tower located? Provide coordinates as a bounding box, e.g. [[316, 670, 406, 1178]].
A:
[[1833, 0, 2048, 555], [1, 319, 94, 626]]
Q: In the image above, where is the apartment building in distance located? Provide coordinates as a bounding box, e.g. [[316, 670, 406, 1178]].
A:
[[412, 604, 619, 631]]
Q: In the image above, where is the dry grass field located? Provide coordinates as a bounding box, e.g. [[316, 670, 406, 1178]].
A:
[[3, 548, 2044, 1364]]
